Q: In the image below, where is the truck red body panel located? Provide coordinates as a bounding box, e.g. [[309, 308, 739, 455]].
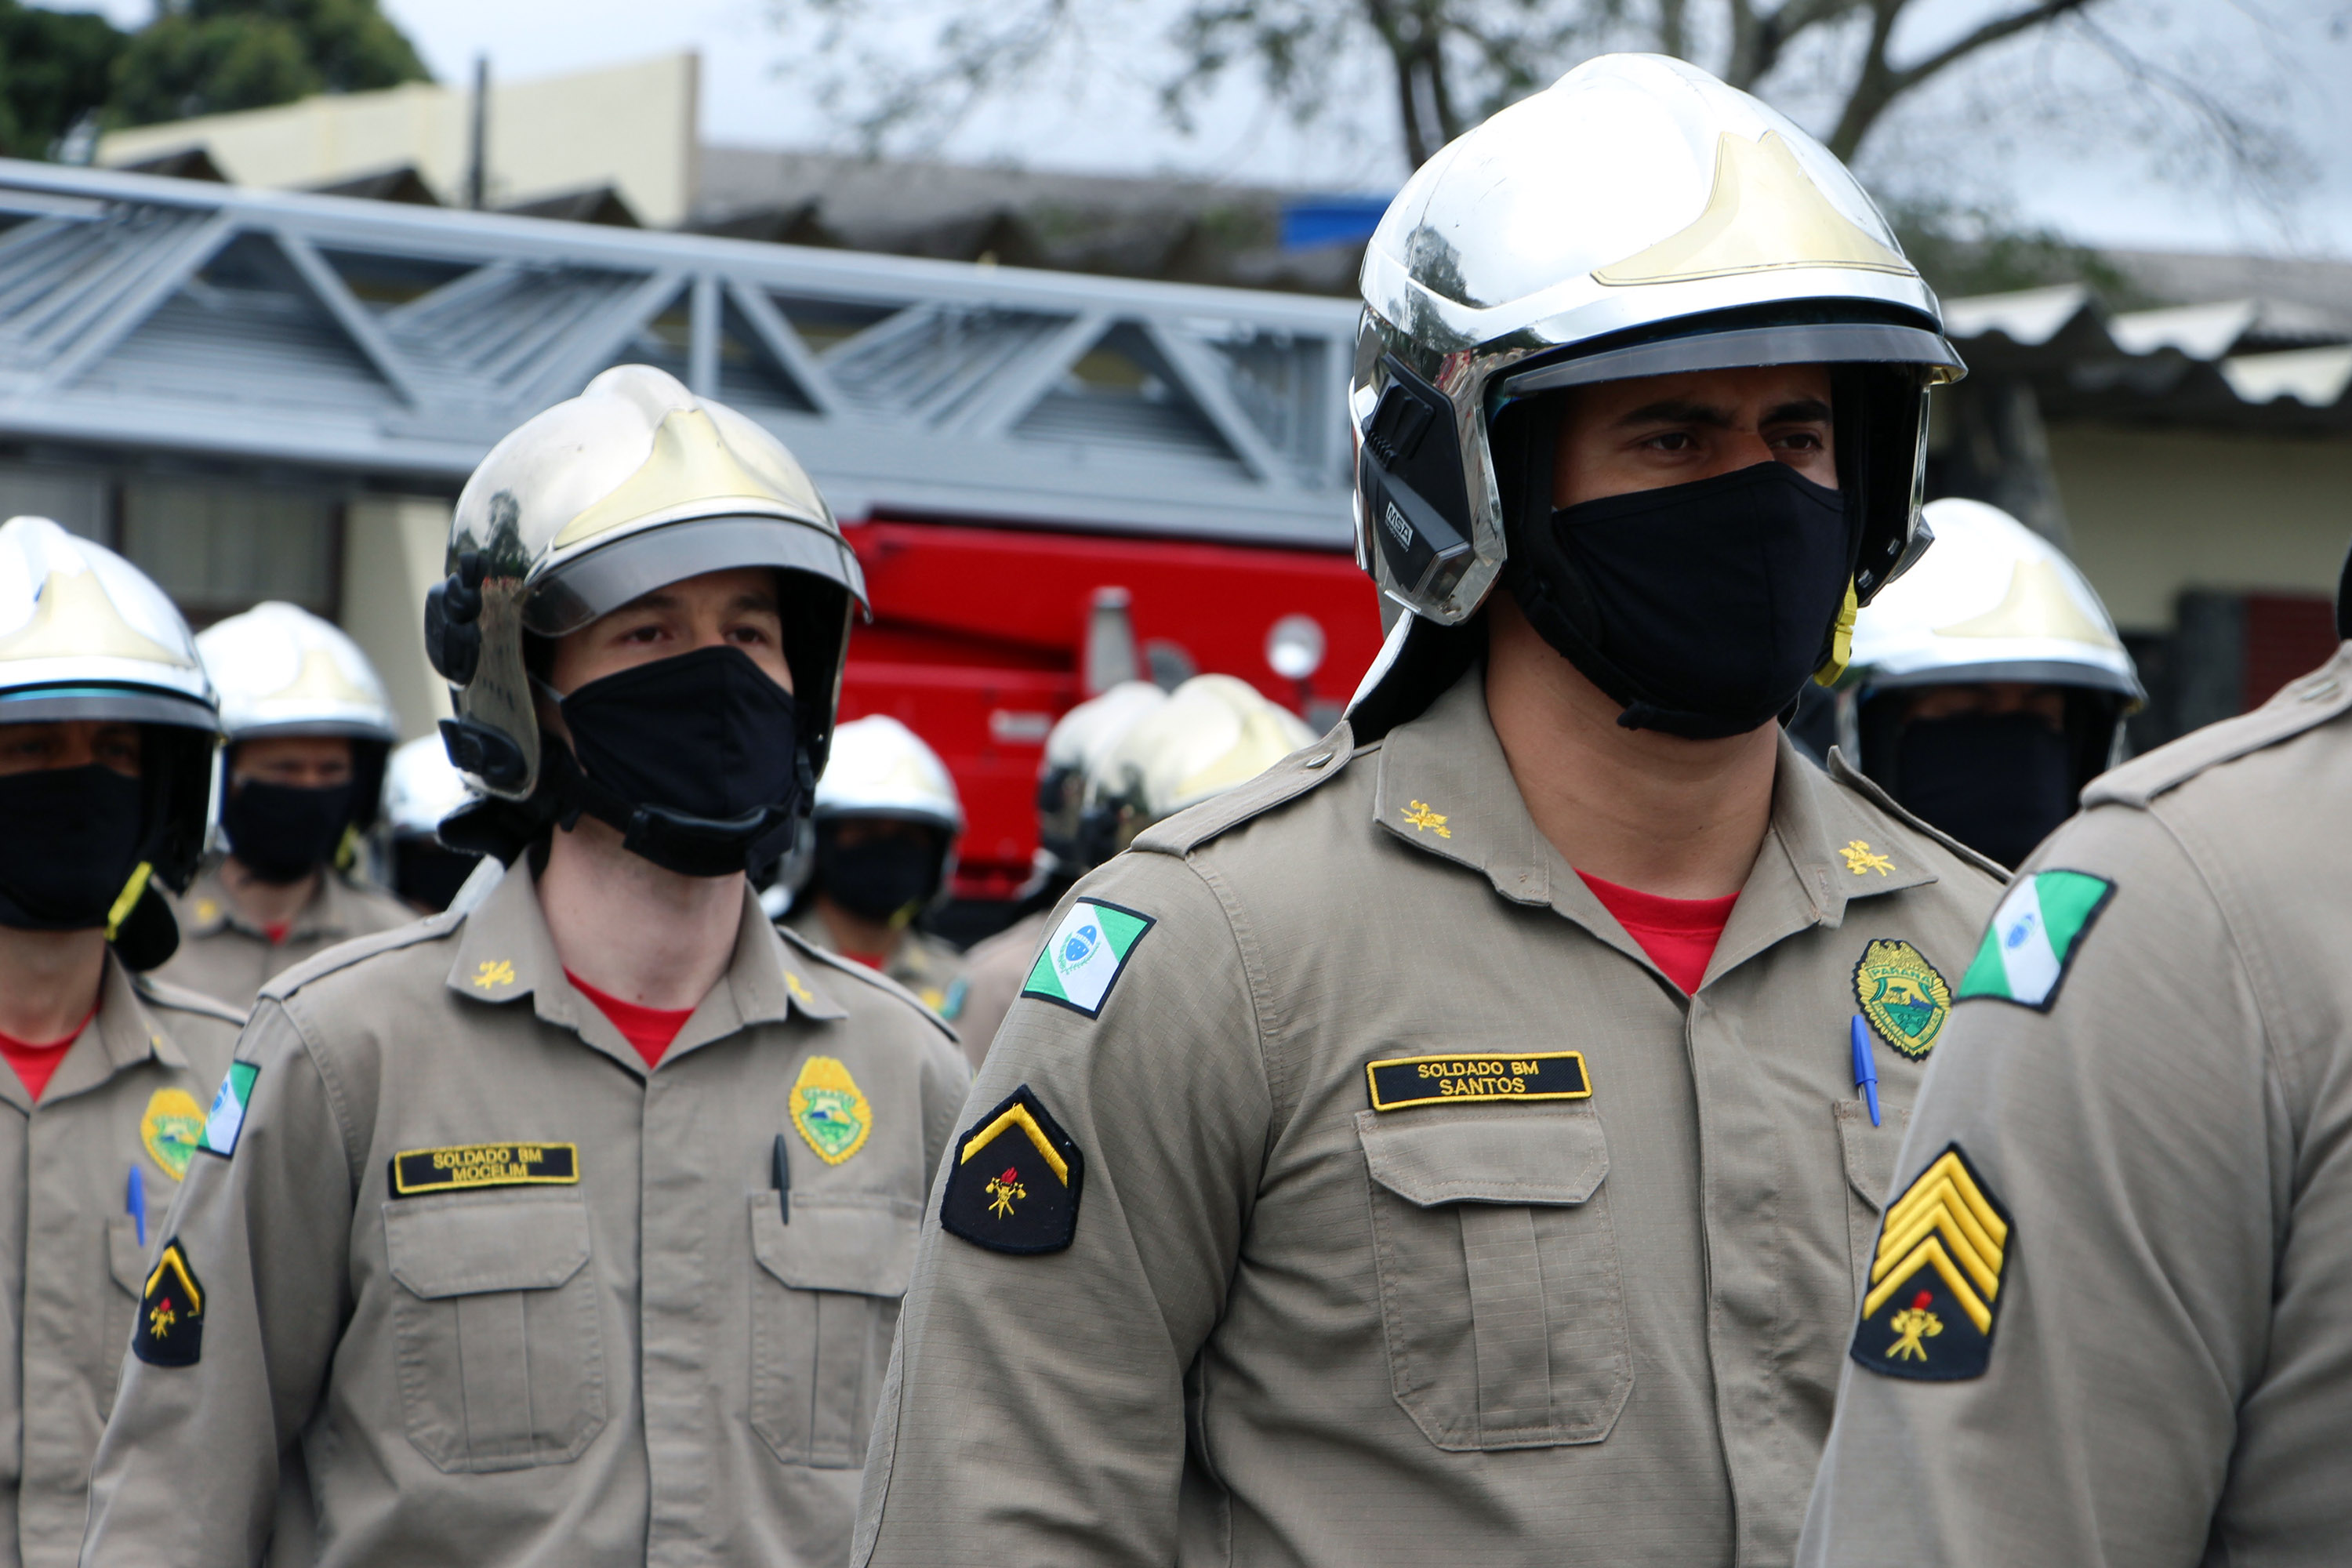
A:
[[836, 517, 1385, 898]]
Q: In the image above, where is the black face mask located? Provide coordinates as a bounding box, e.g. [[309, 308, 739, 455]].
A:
[[555, 644, 806, 880], [0, 764, 147, 930], [813, 828, 942, 924], [222, 779, 355, 884], [1508, 460, 1858, 739], [1893, 713, 2075, 870]]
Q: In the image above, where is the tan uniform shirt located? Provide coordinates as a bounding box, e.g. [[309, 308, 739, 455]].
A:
[[0, 956, 241, 1568], [855, 670, 2005, 1567], [782, 908, 969, 1029], [1798, 648, 2352, 1568], [949, 909, 1051, 1073], [157, 863, 417, 1009], [85, 862, 970, 1568]]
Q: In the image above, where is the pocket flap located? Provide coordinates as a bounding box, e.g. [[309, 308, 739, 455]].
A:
[[1835, 1100, 1912, 1213], [384, 1196, 592, 1298], [1356, 1109, 1608, 1207], [751, 1193, 921, 1298]]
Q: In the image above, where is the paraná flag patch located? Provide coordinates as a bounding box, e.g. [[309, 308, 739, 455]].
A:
[[200, 1061, 258, 1158], [1020, 898, 1155, 1018], [1958, 870, 2115, 1011]]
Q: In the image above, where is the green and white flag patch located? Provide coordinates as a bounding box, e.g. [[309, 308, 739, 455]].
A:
[[1022, 899, 1156, 1018], [201, 1062, 259, 1158], [1958, 870, 2116, 1011]]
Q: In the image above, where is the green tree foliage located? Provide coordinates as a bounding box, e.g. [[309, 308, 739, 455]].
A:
[[109, 0, 430, 128], [0, 0, 126, 157]]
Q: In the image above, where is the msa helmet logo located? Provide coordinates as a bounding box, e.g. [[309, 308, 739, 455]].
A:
[[1382, 500, 1414, 552]]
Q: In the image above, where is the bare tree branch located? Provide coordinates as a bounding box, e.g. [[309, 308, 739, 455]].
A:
[[1828, 0, 2094, 158]]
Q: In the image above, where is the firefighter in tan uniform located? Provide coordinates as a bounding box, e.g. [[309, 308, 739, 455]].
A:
[[955, 681, 1165, 1067], [856, 56, 2004, 1566], [784, 716, 970, 1021], [82, 367, 970, 1567], [1795, 652, 2352, 1564], [157, 604, 415, 1007], [0, 517, 244, 1567]]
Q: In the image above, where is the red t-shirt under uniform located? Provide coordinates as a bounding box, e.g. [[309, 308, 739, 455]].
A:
[[1576, 870, 1738, 995], [565, 971, 695, 1070], [0, 1008, 96, 1102]]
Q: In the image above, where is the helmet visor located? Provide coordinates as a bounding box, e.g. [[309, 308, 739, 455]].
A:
[[524, 515, 869, 637], [1497, 319, 1962, 405]]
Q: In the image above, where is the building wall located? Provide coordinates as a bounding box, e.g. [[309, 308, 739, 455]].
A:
[[341, 495, 453, 742], [96, 53, 699, 227], [2050, 423, 2352, 630]]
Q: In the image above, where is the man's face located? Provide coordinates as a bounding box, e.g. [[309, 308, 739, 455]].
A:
[[0, 719, 140, 779], [1902, 681, 2067, 731], [1552, 364, 1836, 509], [234, 735, 353, 790], [548, 567, 794, 697]]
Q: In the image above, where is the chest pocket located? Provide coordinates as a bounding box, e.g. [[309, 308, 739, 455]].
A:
[[1835, 1100, 1911, 1307], [748, 1192, 920, 1468], [383, 1194, 607, 1473], [1358, 1107, 1632, 1452], [103, 1217, 146, 1417]]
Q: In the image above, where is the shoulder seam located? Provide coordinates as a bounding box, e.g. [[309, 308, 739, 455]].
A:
[[1132, 733, 1366, 858], [131, 974, 248, 1028], [254, 995, 368, 1195], [1178, 851, 1288, 1160], [774, 923, 960, 1044], [260, 908, 464, 1001]]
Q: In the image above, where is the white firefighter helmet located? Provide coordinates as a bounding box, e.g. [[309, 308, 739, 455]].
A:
[[1847, 498, 2140, 701], [199, 602, 399, 745], [199, 601, 400, 833], [1083, 675, 1314, 857], [430, 365, 865, 797], [1844, 496, 2141, 803], [1036, 681, 1167, 879], [1349, 53, 1962, 736], [382, 732, 477, 840], [813, 714, 964, 834], [426, 365, 867, 866], [0, 515, 220, 955]]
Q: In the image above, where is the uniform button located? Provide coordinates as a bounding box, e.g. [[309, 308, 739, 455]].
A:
[[2299, 677, 2340, 702], [1305, 753, 1332, 768]]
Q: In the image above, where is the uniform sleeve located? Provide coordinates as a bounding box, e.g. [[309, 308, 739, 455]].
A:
[[82, 1001, 358, 1567], [856, 856, 1275, 1566], [1798, 804, 2282, 1568]]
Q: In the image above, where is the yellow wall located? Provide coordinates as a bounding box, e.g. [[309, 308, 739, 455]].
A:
[[340, 495, 453, 741], [2049, 425, 2352, 630], [98, 53, 699, 228]]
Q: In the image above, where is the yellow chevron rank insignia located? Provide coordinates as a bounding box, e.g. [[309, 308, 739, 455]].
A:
[[1852, 1142, 2011, 1381]]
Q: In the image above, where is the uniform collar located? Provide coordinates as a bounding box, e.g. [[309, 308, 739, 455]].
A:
[[181, 860, 369, 942], [447, 859, 838, 1075], [3, 951, 187, 1112], [1372, 668, 1937, 992]]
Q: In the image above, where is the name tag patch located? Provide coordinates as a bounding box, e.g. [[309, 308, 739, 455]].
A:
[[1366, 1051, 1592, 1112], [390, 1142, 579, 1198]]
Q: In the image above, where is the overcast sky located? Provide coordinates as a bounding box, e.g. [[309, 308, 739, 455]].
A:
[[61, 0, 2352, 258]]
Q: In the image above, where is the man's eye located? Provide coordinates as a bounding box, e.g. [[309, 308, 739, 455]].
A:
[[1644, 432, 1693, 452]]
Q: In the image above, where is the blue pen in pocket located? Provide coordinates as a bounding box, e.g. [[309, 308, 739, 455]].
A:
[[126, 1163, 146, 1248], [1850, 1015, 1881, 1128]]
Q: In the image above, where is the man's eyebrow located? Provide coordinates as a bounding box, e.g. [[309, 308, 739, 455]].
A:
[[1613, 397, 1733, 429], [730, 592, 782, 614], [1762, 397, 1833, 423]]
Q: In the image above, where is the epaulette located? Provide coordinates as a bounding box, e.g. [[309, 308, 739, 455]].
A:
[[1131, 727, 1366, 858], [258, 906, 469, 1003], [2087, 652, 2352, 811], [1826, 748, 2009, 884], [132, 973, 249, 1029], [773, 922, 959, 1043]]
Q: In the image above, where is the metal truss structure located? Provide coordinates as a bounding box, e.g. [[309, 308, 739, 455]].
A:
[[0, 159, 1362, 549]]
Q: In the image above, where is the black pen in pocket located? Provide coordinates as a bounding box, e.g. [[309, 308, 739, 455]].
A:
[[771, 1134, 791, 1223]]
